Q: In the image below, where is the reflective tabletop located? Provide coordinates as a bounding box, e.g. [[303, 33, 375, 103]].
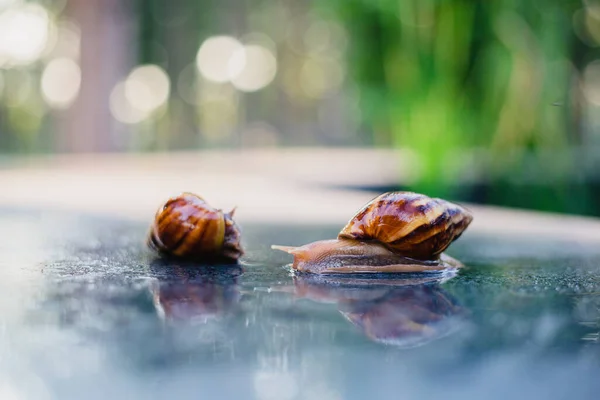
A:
[[1, 209, 599, 400]]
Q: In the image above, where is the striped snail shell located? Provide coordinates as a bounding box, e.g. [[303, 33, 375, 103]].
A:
[[147, 192, 243, 262], [272, 191, 472, 274], [338, 192, 473, 260]]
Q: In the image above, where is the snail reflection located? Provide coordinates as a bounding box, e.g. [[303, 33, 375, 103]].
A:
[[148, 260, 242, 322], [290, 272, 467, 348]]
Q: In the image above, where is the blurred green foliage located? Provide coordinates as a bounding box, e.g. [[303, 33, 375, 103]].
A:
[[322, 0, 599, 215]]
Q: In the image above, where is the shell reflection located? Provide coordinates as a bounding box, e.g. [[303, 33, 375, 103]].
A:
[[292, 273, 467, 348], [149, 262, 242, 322]]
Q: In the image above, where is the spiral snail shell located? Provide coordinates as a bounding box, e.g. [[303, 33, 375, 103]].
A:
[[272, 191, 472, 274], [147, 192, 243, 263]]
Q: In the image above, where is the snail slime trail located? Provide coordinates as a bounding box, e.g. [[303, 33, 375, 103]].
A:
[[147, 192, 243, 263], [272, 191, 473, 274]]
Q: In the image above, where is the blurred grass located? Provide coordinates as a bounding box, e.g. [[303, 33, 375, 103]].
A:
[[322, 0, 599, 215]]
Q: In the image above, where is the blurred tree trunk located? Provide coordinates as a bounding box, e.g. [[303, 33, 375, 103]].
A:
[[58, 0, 135, 152]]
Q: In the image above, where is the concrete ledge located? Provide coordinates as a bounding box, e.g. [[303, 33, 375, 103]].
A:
[[1, 150, 599, 244]]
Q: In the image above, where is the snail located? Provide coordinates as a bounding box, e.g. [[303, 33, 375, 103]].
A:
[[147, 192, 244, 263], [272, 191, 472, 274]]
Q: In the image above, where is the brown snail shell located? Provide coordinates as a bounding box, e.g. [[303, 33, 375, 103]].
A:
[[147, 192, 243, 262], [272, 191, 472, 274], [339, 191, 472, 260]]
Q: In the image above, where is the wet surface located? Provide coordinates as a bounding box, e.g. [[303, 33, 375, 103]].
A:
[[1, 208, 600, 399]]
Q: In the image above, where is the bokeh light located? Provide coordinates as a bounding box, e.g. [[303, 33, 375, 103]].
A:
[[230, 45, 277, 92], [303, 20, 347, 57], [195, 35, 277, 92], [41, 58, 81, 109], [299, 57, 345, 98], [0, 0, 18, 9], [585, 0, 600, 19], [0, 3, 51, 67], [586, 7, 600, 46], [196, 36, 244, 83], [304, 20, 332, 53], [110, 82, 149, 125], [49, 20, 81, 60], [124, 64, 171, 114]]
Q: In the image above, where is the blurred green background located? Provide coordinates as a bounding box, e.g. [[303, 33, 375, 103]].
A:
[[0, 0, 599, 216]]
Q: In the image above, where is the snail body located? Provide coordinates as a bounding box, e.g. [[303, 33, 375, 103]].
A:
[[148, 192, 243, 263], [272, 192, 472, 274]]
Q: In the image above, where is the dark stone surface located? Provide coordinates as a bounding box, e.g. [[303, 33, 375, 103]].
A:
[[1, 208, 600, 399]]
